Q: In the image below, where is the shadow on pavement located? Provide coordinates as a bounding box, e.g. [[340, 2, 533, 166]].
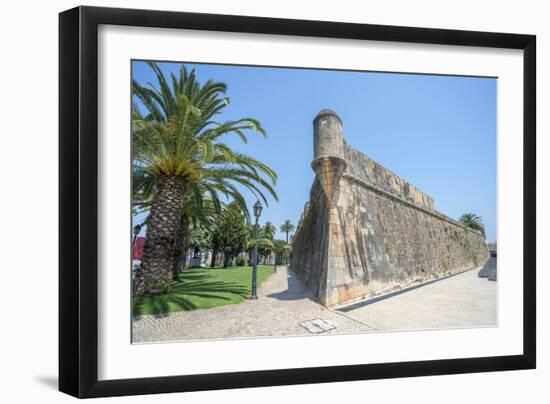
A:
[[266, 269, 318, 303], [478, 251, 497, 281]]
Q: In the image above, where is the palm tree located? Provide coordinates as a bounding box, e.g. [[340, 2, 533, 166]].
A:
[[134, 173, 250, 277], [459, 213, 485, 238], [246, 222, 276, 265], [262, 222, 277, 240], [253, 222, 277, 264], [280, 219, 295, 243], [132, 62, 278, 296], [273, 239, 292, 265]]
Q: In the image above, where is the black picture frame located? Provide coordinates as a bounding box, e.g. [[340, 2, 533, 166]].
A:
[[59, 5, 536, 398]]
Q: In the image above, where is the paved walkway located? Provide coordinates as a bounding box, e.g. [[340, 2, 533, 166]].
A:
[[132, 267, 374, 343], [133, 266, 497, 343], [339, 268, 497, 331]]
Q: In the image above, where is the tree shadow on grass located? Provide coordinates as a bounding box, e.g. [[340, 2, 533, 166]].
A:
[[134, 270, 251, 317]]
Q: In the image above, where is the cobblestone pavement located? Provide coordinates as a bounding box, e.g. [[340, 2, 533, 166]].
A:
[[133, 266, 497, 343], [132, 267, 374, 343]]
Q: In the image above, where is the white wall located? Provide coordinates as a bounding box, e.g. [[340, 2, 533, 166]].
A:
[[0, 0, 546, 402]]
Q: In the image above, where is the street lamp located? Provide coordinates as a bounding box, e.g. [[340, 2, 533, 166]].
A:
[[250, 200, 263, 300]]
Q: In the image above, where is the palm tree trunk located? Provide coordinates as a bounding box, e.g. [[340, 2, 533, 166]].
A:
[[135, 175, 186, 296], [286, 231, 289, 243], [172, 216, 188, 279]]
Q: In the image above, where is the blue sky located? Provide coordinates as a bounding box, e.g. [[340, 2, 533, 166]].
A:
[[132, 60, 497, 242]]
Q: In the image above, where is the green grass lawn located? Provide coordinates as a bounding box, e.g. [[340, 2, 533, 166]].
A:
[[133, 265, 275, 316]]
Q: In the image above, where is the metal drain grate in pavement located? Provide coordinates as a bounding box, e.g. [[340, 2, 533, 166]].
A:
[[299, 319, 337, 334]]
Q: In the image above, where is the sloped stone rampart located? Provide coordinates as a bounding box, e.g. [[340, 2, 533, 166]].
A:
[[292, 111, 489, 307]]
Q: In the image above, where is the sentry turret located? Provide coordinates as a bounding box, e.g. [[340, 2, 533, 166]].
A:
[[311, 109, 347, 204]]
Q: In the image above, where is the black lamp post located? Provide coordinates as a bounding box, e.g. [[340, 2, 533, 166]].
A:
[[250, 200, 263, 300], [132, 223, 142, 247]]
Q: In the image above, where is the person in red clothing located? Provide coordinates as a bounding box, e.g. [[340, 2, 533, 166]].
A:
[[132, 237, 145, 282], [132, 236, 145, 261]]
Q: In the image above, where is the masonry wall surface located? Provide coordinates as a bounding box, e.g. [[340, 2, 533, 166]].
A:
[[292, 124, 489, 307]]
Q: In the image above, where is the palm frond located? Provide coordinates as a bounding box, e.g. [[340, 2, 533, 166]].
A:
[[132, 61, 278, 226]]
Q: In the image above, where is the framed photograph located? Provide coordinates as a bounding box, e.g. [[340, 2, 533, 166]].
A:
[[59, 6, 536, 398]]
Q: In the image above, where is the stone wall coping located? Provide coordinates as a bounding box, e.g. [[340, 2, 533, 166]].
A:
[[344, 143, 435, 207], [343, 173, 485, 238]]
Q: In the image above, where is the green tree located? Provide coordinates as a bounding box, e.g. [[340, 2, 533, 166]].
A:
[[279, 219, 295, 243], [459, 213, 486, 238], [246, 224, 271, 265], [246, 223, 278, 264], [273, 239, 292, 265], [257, 238, 275, 265], [132, 62, 278, 296], [210, 203, 250, 268], [186, 224, 211, 268]]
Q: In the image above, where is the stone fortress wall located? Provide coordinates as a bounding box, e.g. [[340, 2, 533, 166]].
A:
[[291, 109, 489, 307]]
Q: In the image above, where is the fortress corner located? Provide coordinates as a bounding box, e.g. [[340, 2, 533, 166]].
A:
[[292, 110, 489, 307]]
